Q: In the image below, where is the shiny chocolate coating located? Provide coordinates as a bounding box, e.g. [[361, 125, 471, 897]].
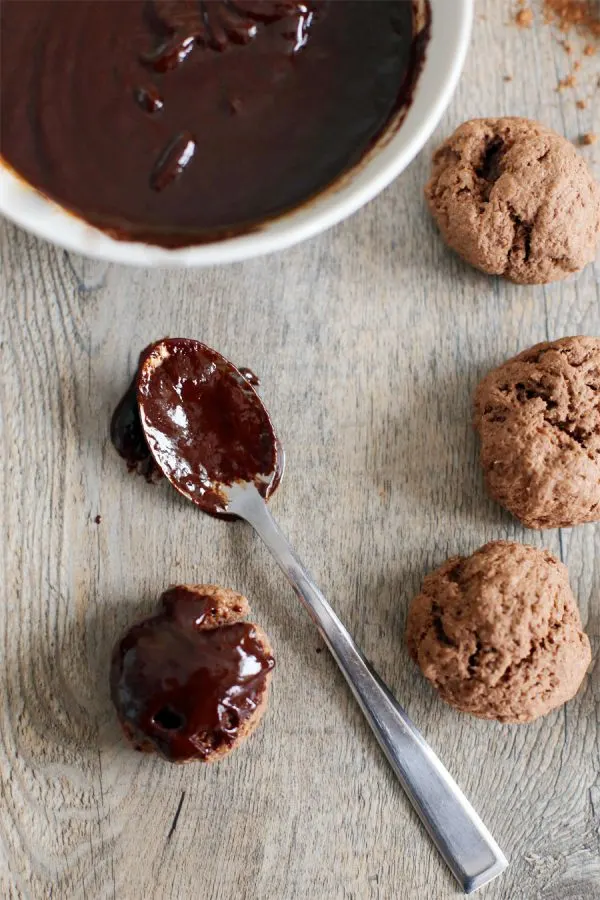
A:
[[110, 341, 280, 512], [110, 586, 274, 763], [0, 1, 427, 246], [137, 339, 281, 514], [110, 378, 159, 482]]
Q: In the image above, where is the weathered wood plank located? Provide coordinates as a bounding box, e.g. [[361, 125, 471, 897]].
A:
[[1, 3, 598, 898]]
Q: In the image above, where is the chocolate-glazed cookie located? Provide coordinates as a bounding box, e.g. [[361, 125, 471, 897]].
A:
[[110, 585, 274, 763]]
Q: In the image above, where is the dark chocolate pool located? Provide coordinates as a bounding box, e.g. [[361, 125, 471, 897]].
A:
[[0, 0, 429, 247]]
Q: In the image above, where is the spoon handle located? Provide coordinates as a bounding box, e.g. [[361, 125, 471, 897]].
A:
[[240, 494, 508, 895]]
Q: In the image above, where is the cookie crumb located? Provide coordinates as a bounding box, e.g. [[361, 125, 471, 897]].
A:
[[557, 72, 577, 89], [94, 514, 102, 525], [504, 74, 514, 82], [576, 98, 588, 108], [515, 6, 534, 28], [529, 3, 600, 115], [581, 132, 597, 145], [544, 1, 600, 39]]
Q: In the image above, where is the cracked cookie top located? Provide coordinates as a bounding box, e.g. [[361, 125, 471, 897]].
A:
[[425, 117, 600, 284], [406, 541, 591, 723], [474, 336, 600, 529]]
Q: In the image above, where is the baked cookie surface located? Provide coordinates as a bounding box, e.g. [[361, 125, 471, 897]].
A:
[[426, 117, 600, 284]]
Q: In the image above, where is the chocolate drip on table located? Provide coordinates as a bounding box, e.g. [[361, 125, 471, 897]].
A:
[[110, 345, 161, 482]]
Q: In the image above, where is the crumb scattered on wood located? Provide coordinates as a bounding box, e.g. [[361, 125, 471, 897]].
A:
[[544, 1, 600, 39], [94, 514, 102, 525], [576, 98, 588, 109], [515, 6, 534, 28], [557, 73, 577, 89], [580, 132, 597, 145]]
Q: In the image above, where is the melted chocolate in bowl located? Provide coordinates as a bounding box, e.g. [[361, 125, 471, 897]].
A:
[[137, 339, 281, 514], [0, 0, 428, 247], [110, 586, 274, 763]]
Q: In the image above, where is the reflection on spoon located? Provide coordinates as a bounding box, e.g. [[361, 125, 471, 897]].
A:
[[134, 338, 508, 895]]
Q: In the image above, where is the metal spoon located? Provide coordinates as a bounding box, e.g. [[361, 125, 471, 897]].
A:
[[137, 339, 508, 894]]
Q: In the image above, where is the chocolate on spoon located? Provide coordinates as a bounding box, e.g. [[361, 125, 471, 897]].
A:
[[121, 337, 508, 893], [110, 340, 281, 509], [137, 339, 282, 515]]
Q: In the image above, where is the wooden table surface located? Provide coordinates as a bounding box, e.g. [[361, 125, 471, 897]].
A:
[[1, 3, 599, 898]]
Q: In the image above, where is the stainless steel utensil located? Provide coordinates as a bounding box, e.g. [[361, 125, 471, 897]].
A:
[[140, 341, 508, 894], [224, 482, 508, 895]]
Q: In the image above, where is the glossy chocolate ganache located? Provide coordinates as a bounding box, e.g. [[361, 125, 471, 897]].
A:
[[110, 586, 275, 763], [0, 1, 429, 246], [110, 339, 283, 514]]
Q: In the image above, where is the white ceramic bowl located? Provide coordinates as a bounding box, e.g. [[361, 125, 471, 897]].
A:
[[0, 0, 473, 267]]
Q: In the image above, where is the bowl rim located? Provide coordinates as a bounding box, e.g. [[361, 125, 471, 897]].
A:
[[0, 0, 474, 267]]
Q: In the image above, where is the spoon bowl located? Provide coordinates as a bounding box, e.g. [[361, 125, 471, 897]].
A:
[[137, 338, 284, 516]]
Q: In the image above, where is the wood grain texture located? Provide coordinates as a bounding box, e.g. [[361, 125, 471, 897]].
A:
[[1, 3, 599, 898]]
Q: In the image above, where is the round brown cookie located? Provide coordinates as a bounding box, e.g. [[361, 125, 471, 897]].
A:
[[110, 584, 274, 763], [474, 336, 600, 529], [425, 117, 600, 284], [406, 541, 591, 724]]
